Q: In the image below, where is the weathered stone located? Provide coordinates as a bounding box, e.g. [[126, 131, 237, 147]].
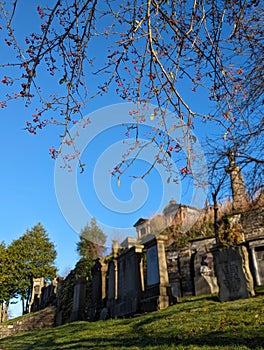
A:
[[213, 245, 255, 301], [99, 307, 109, 320], [112, 244, 144, 317], [141, 235, 172, 311], [194, 274, 219, 296], [225, 150, 249, 211], [88, 258, 107, 321], [70, 276, 87, 321], [193, 248, 219, 296], [248, 238, 264, 286], [0, 307, 56, 339], [146, 244, 159, 286]]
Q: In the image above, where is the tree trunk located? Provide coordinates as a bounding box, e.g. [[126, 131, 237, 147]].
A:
[[24, 285, 33, 314], [0, 300, 9, 323], [22, 296, 25, 315], [212, 192, 219, 245]]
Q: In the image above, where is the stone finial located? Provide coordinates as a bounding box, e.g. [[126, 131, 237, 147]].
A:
[[112, 240, 119, 258]]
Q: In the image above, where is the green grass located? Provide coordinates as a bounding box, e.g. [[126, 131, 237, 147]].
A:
[[0, 292, 263, 350]]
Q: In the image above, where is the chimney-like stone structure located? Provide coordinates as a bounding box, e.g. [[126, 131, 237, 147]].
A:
[[225, 149, 249, 211]]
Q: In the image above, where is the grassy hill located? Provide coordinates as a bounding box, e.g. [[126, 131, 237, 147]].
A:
[[0, 290, 263, 350]]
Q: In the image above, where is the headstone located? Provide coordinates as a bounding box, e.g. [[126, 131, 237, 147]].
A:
[[99, 307, 109, 320], [194, 252, 218, 296], [166, 251, 181, 298], [213, 245, 255, 301], [113, 244, 144, 317], [88, 258, 105, 321], [146, 244, 159, 285], [177, 248, 194, 296], [70, 276, 87, 321], [141, 235, 171, 311]]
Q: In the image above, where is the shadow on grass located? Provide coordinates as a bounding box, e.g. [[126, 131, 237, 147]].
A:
[[1, 315, 263, 350], [1, 294, 263, 350], [180, 295, 220, 304], [255, 286, 264, 296]]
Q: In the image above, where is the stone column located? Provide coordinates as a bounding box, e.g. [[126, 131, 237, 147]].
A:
[[248, 243, 261, 286], [225, 150, 249, 211], [156, 235, 170, 309], [156, 235, 170, 285], [100, 259, 108, 300], [112, 240, 119, 300]]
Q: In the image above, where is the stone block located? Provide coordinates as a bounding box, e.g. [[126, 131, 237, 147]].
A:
[[213, 245, 255, 301]]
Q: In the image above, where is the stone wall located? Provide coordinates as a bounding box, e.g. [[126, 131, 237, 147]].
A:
[[166, 237, 218, 297], [241, 207, 264, 240], [0, 306, 56, 339]]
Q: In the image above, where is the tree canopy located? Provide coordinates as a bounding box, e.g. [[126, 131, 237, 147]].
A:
[[0, 223, 57, 317], [0, 241, 19, 322], [0, 0, 263, 179], [77, 218, 107, 260]]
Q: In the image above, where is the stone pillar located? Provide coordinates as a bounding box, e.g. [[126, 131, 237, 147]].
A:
[[225, 150, 249, 211], [142, 235, 171, 311], [112, 240, 119, 300], [250, 247, 261, 286], [248, 239, 264, 286], [156, 235, 170, 309], [101, 259, 108, 300]]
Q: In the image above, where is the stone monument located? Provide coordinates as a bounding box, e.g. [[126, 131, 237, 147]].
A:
[[213, 245, 255, 301]]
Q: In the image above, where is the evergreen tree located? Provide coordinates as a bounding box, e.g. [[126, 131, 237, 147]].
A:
[[7, 223, 57, 314], [77, 218, 107, 260]]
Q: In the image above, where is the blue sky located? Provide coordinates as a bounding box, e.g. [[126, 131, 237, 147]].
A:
[[0, 1, 225, 317]]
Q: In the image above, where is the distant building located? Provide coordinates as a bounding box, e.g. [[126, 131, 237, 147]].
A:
[[133, 199, 202, 241]]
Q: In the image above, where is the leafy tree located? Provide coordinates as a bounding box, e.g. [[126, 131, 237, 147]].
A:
[[206, 128, 263, 206], [0, 242, 19, 322], [205, 120, 263, 245], [7, 223, 57, 314], [0, 0, 262, 177], [61, 218, 106, 322], [77, 218, 107, 260], [57, 257, 94, 324]]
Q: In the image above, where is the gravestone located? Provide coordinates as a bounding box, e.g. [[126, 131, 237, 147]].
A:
[[166, 251, 181, 298], [141, 235, 171, 311], [107, 260, 117, 300], [88, 258, 107, 321], [146, 244, 159, 285], [70, 276, 87, 321], [29, 277, 45, 312], [194, 252, 218, 296], [113, 244, 144, 317], [213, 245, 255, 301]]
